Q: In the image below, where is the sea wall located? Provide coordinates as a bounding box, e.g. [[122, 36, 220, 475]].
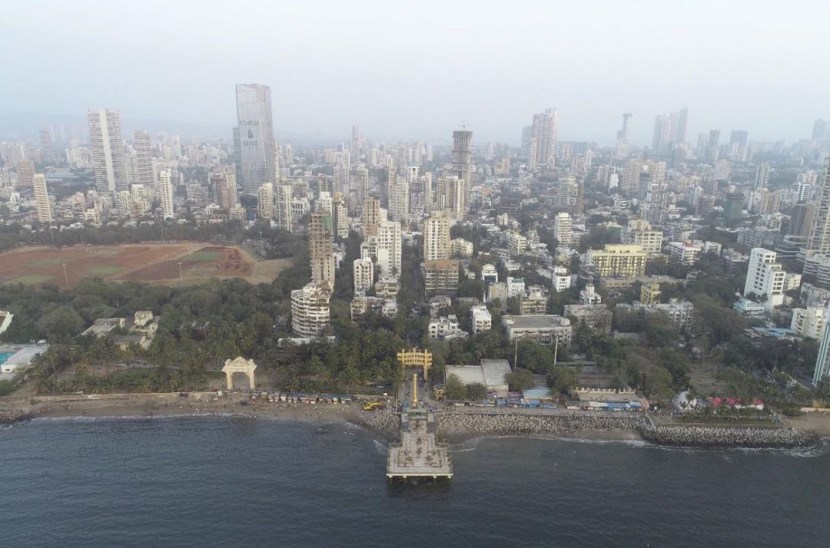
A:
[[437, 412, 648, 441], [637, 425, 818, 449]]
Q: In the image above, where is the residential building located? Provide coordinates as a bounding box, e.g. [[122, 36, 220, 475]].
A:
[[807, 157, 830, 255], [507, 231, 528, 255], [481, 264, 498, 285], [424, 260, 459, 295], [291, 282, 332, 337], [257, 182, 274, 218], [580, 283, 602, 304], [553, 267, 572, 292], [309, 212, 335, 284], [813, 304, 830, 384], [428, 315, 468, 340], [424, 213, 451, 261], [501, 315, 572, 346], [450, 238, 474, 258], [743, 248, 785, 312], [376, 220, 402, 278], [452, 129, 473, 212], [471, 305, 492, 335], [275, 184, 293, 231], [159, 169, 174, 219], [210, 170, 238, 211], [553, 212, 573, 247], [353, 258, 374, 294], [362, 197, 382, 237], [529, 108, 558, 169], [791, 307, 826, 339], [666, 240, 702, 265], [564, 304, 612, 335], [587, 244, 647, 278], [640, 282, 662, 305], [621, 219, 663, 256], [507, 277, 525, 298], [32, 174, 52, 223], [87, 109, 128, 193], [520, 286, 549, 314], [235, 83, 277, 194]]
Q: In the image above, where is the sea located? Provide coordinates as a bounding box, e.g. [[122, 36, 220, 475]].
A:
[[0, 416, 828, 547]]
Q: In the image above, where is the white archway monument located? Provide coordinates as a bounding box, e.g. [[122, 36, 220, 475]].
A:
[[222, 356, 257, 390]]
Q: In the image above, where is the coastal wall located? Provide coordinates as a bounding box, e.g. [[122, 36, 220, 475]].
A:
[[0, 408, 29, 424], [637, 425, 818, 449]]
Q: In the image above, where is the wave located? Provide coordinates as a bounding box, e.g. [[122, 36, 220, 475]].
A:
[[372, 439, 387, 455]]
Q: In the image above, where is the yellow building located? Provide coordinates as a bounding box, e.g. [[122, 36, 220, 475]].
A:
[[640, 282, 662, 305], [588, 244, 648, 278]]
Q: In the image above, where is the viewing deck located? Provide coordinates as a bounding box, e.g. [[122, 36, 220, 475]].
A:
[[386, 407, 453, 482]]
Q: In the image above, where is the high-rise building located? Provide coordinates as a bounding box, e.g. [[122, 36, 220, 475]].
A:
[[587, 245, 648, 277], [744, 248, 785, 312], [452, 130, 473, 212], [652, 108, 688, 154], [616, 113, 632, 144], [275, 184, 293, 232], [33, 174, 53, 223], [790, 202, 816, 238], [376, 221, 402, 278], [159, 169, 174, 219], [424, 213, 451, 261], [530, 109, 558, 169], [133, 130, 154, 187], [553, 212, 573, 247], [353, 258, 374, 294], [754, 162, 771, 190], [355, 166, 369, 207], [362, 197, 381, 237], [812, 119, 828, 140], [309, 211, 336, 284], [235, 83, 277, 194], [210, 170, 238, 211], [291, 282, 332, 337], [16, 159, 34, 188], [388, 174, 410, 225], [807, 158, 830, 254], [257, 182, 274, 218], [434, 176, 465, 220], [87, 109, 128, 193]]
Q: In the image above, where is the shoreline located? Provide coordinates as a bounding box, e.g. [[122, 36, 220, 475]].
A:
[[2, 393, 828, 449]]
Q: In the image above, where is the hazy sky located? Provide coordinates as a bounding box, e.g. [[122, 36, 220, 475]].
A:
[[2, 0, 829, 145]]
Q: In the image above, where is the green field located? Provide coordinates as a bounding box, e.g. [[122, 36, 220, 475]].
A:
[[87, 265, 124, 277], [10, 274, 54, 285], [188, 250, 221, 262]]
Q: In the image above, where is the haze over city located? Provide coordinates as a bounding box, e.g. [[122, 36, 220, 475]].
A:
[[2, 0, 829, 144]]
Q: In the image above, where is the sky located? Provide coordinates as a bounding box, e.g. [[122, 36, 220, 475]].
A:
[[1, 0, 829, 146]]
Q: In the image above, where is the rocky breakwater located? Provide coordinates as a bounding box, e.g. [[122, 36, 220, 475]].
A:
[[436, 412, 649, 441], [350, 409, 401, 439], [638, 424, 818, 449], [0, 408, 30, 424]]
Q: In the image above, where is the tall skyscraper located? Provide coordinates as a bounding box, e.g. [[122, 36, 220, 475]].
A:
[[133, 130, 154, 187], [87, 109, 128, 193], [309, 211, 335, 284], [754, 162, 771, 190], [452, 129, 473, 212], [652, 108, 688, 154], [159, 169, 174, 219], [275, 184, 293, 232], [235, 84, 277, 194], [807, 158, 830, 254], [423, 213, 451, 262], [812, 119, 828, 140], [362, 197, 381, 237], [616, 113, 632, 144], [257, 182, 275, 218], [530, 109, 558, 169], [33, 174, 53, 223]]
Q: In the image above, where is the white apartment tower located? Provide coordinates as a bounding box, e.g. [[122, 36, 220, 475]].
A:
[[275, 184, 293, 232], [33, 174, 53, 223], [553, 212, 573, 247], [353, 258, 374, 294], [159, 169, 175, 219], [743, 248, 785, 312], [424, 213, 451, 261], [87, 109, 128, 193]]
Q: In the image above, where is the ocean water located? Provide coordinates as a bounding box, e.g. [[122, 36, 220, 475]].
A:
[[0, 416, 828, 547]]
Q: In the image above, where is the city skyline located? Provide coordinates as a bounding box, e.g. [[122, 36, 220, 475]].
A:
[[2, 1, 829, 145]]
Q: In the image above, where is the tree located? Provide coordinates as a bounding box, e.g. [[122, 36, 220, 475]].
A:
[[644, 312, 680, 347], [547, 366, 577, 394], [506, 368, 535, 392], [37, 305, 85, 343], [647, 366, 675, 401], [466, 383, 488, 401], [444, 374, 467, 400]]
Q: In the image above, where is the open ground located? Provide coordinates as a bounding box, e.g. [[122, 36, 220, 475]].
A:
[[0, 243, 292, 288]]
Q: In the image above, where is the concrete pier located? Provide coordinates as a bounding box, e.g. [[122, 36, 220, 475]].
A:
[[386, 374, 453, 482]]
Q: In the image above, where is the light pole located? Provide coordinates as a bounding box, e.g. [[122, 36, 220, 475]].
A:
[[178, 262, 183, 280], [62, 263, 70, 289]]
